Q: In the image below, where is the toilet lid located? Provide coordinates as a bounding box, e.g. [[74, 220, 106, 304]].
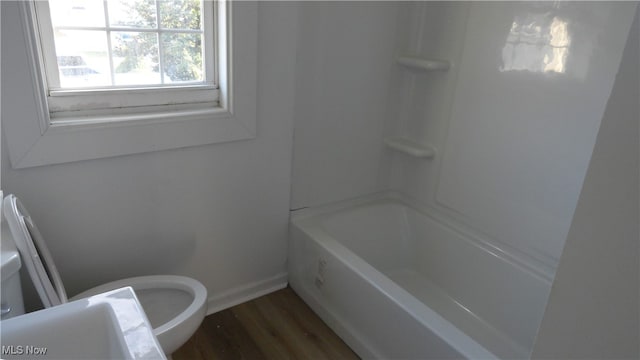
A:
[[3, 195, 67, 307]]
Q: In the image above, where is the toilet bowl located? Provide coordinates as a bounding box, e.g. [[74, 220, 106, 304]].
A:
[[2, 194, 207, 355], [72, 275, 206, 354]]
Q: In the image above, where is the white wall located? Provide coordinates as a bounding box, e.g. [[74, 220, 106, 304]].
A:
[[532, 8, 639, 358], [389, 2, 637, 269], [1, 1, 298, 312], [290, 2, 399, 209]]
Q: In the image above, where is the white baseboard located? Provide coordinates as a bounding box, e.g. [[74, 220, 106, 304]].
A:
[[206, 272, 288, 315]]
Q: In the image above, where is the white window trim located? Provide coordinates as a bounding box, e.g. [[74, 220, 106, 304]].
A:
[[35, 0, 219, 115], [3, 0, 258, 169]]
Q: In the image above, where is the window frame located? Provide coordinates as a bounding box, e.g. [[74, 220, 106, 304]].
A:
[[34, 0, 219, 117], [2, 0, 258, 169]]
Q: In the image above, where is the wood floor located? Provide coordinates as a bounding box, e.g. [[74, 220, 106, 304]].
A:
[[172, 287, 360, 360]]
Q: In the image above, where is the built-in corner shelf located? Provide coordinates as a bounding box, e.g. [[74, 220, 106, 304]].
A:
[[384, 137, 436, 159], [396, 56, 450, 72]]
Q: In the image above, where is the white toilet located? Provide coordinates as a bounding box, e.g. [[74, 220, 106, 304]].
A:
[[2, 194, 207, 356]]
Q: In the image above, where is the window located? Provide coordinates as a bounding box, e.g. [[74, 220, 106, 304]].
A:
[[2, 0, 258, 168], [35, 0, 218, 118]]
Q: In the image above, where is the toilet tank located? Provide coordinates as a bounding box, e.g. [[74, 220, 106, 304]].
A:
[[1, 219, 25, 319]]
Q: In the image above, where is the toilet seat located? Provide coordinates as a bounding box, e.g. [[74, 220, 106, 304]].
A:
[[2, 194, 207, 355], [3, 195, 67, 307]]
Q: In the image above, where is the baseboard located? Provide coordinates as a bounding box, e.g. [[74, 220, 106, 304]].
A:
[[206, 272, 288, 315]]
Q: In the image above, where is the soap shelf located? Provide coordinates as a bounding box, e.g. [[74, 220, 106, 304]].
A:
[[396, 56, 450, 72], [384, 137, 436, 158], [390, 55, 448, 156]]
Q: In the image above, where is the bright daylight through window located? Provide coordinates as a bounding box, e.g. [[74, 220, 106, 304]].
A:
[[35, 0, 217, 116], [46, 0, 213, 88]]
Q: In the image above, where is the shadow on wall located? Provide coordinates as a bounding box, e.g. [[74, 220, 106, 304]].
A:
[[20, 226, 197, 312]]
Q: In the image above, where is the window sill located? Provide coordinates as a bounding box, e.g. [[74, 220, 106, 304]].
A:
[[7, 106, 256, 169], [50, 107, 229, 127]]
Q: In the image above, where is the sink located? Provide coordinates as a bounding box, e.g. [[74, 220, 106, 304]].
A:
[[1, 286, 166, 359]]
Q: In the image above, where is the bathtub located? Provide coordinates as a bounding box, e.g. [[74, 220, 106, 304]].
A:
[[288, 192, 553, 359]]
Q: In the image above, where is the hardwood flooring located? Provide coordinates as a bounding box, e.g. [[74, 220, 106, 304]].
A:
[[172, 287, 360, 360]]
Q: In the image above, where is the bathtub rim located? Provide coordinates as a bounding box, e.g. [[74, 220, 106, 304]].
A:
[[291, 190, 555, 283]]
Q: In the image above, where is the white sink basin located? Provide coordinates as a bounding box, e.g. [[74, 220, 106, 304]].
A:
[[1, 287, 166, 359]]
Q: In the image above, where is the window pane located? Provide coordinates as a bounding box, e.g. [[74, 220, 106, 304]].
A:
[[108, 0, 157, 29], [49, 0, 105, 28], [162, 33, 203, 82], [55, 30, 111, 88], [159, 0, 201, 30], [112, 32, 161, 85]]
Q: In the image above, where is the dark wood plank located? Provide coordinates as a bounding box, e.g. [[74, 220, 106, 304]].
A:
[[267, 289, 357, 359], [232, 298, 300, 359], [173, 310, 267, 360], [173, 287, 359, 360]]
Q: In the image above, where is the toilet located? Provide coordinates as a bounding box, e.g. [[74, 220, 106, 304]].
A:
[[2, 194, 207, 356]]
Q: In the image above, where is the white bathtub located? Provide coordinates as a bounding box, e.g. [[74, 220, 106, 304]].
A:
[[288, 192, 553, 359]]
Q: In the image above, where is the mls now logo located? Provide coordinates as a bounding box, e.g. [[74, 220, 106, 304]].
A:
[[2, 345, 48, 356]]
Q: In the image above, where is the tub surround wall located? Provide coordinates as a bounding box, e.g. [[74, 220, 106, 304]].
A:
[[1, 2, 297, 313], [532, 9, 639, 358], [386, 2, 470, 195], [387, 2, 638, 269], [290, 2, 399, 210]]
